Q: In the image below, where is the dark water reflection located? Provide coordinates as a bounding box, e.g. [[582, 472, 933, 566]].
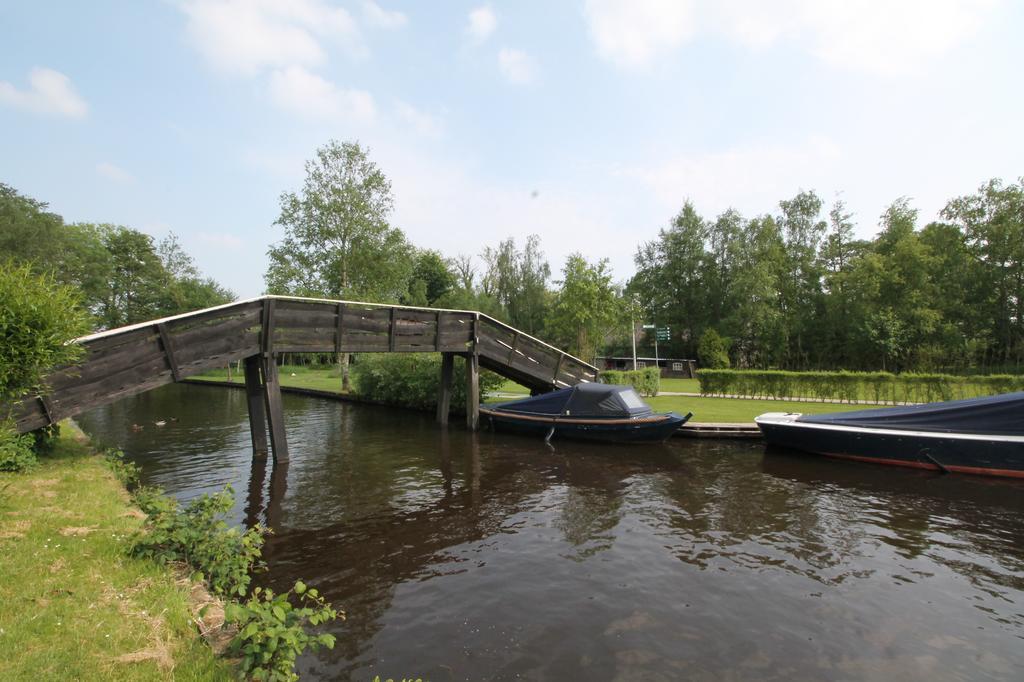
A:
[[77, 384, 1024, 681]]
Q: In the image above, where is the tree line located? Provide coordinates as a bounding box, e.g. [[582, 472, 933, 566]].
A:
[[6, 142, 1021, 376], [629, 180, 1024, 372], [1, 183, 234, 330]]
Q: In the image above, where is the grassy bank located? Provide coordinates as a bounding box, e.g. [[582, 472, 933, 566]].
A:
[[0, 425, 232, 681]]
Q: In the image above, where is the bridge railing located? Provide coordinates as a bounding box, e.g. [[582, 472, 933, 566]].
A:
[[6, 296, 599, 435]]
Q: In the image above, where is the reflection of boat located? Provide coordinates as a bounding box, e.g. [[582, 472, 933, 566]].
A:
[[481, 383, 690, 443], [756, 392, 1024, 478]]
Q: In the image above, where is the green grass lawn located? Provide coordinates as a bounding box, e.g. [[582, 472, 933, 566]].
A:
[[647, 394, 863, 423], [0, 426, 232, 681]]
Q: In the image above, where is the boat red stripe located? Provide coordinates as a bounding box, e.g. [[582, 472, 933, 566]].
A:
[[819, 451, 1024, 479]]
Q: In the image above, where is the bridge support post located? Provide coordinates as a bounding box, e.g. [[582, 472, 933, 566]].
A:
[[261, 354, 290, 464], [437, 352, 454, 425], [244, 356, 268, 458], [465, 351, 479, 431]]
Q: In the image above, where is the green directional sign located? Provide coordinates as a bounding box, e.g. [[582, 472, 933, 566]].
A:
[[655, 326, 671, 341]]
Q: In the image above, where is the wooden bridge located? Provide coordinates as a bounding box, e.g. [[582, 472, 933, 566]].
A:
[[6, 295, 599, 464]]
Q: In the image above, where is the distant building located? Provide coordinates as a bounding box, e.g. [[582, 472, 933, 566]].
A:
[[596, 356, 697, 379]]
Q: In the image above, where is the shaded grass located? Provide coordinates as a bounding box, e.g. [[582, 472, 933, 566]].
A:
[[0, 425, 232, 681]]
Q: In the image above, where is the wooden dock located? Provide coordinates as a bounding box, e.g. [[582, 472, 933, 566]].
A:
[[4, 296, 599, 463], [676, 422, 762, 439]]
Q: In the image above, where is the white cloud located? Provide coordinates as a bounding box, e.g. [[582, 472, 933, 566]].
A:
[[198, 231, 244, 249], [620, 136, 844, 218], [466, 5, 497, 44], [96, 162, 135, 183], [179, 0, 362, 76], [583, 0, 695, 69], [267, 66, 375, 120], [713, 0, 999, 74], [583, 0, 999, 74], [498, 48, 538, 85], [0, 67, 88, 118], [395, 101, 443, 138], [362, 1, 406, 29]]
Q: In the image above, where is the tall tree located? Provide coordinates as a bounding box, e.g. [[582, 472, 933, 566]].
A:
[[629, 202, 708, 356], [481, 235, 551, 335], [265, 140, 414, 389], [546, 254, 620, 362], [942, 178, 1024, 365]]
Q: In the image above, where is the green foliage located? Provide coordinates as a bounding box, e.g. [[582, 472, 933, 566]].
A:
[[0, 422, 37, 472], [0, 261, 90, 402], [628, 179, 1024, 373], [696, 369, 1024, 404], [546, 253, 620, 362], [481, 234, 551, 336], [697, 329, 731, 369], [353, 353, 505, 410], [599, 367, 660, 397], [225, 580, 340, 682], [265, 139, 414, 303], [131, 486, 266, 598], [104, 448, 140, 487]]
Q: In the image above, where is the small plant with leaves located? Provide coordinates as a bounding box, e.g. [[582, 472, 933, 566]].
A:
[[131, 485, 266, 597], [104, 448, 140, 487], [225, 580, 342, 681], [0, 421, 37, 472]]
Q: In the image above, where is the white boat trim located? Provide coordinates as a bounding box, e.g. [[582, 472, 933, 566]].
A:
[[754, 413, 1024, 444]]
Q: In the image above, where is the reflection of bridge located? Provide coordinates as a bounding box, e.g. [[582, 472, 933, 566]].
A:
[[6, 296, 598, 463]]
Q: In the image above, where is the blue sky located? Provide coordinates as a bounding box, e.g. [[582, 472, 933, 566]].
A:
[[2, 0, 1022, 299]]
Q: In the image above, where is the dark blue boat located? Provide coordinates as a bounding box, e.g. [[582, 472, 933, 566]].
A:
[[756, 391, 1024, 478], [481, 383, 690, 443]]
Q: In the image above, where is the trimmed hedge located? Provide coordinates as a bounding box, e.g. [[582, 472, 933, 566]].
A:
[[599, 367, 660, 397], [696, 369, 1024, 404]]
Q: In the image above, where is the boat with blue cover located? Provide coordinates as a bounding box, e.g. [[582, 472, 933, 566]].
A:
[[481, 383, 690, 443], [755, 391, 1024, 478]]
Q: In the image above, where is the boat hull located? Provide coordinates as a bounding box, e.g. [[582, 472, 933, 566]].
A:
[[756, 413, 1024, 478], [481, 408, 688, 443]]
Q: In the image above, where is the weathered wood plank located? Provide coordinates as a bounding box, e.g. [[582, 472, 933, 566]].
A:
[[172, 312, 260, 347], [335, 303, 345, 354], [156, 323, 181, 382], [261, 298, 276, 356], [389, 308, 397, 352], [175, 331, 261, 365], [273, 309, 339, 329], [274, 298, 335, 312], [465, 352, 479, 431], [244, 355, 268, 458], [437, 352, 454, 425], [262, 357, 289, 463]]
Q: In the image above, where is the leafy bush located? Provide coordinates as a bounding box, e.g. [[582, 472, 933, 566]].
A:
[[0, 260, 90, 403], [225, 580, 340, 682], [697, 329, 730, 369], [0, 421, 37, 472], [131, 486, 266, 597], [599, 367, 661, 396], [104, 448, 140, 487], [353, 353, 504, 411]]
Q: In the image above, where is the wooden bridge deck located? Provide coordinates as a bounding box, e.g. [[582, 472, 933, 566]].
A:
[[6, 296, 599, 442]]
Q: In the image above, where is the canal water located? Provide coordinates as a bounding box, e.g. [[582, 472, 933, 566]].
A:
[[76, 383, 1024, 681]]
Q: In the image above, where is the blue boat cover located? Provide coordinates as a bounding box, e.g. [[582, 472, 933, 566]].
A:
[[493, 383, 654, 418], [799, 391, 1024, 436]]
